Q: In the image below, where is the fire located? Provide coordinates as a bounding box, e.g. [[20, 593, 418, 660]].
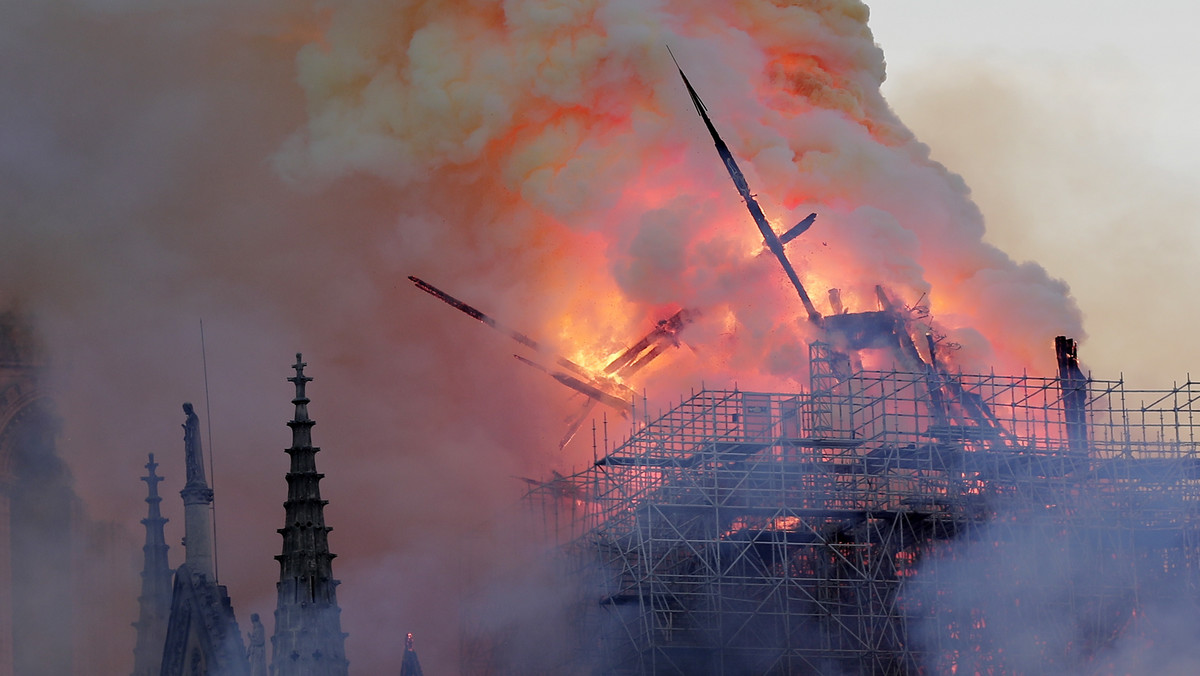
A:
[[282, 0, 1084, 404], [722, 515, 803, 538], [555, 303, 639, 376]]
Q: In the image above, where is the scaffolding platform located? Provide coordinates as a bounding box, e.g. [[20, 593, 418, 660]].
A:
[[525, 343, 1200, 675]]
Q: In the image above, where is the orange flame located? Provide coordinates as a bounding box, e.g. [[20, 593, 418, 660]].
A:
[[282, 0, 1085, 408]]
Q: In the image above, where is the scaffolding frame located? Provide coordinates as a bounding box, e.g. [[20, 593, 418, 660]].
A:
[[526, 344, 1200, 675]]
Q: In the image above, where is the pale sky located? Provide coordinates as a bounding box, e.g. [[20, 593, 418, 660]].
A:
[[869, 2, 1200, 387]]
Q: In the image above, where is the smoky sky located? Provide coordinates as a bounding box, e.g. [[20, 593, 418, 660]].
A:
[[2, 1, 574, 670], [1, 0, 1090, 672], [885, 59, 1200, 389]]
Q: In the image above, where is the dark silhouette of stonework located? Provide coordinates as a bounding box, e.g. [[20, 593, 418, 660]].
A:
[[136, 354, 359, 675], [158, 563, 249, 676], [400, 633, 425, 676], [247, 614, 268, 676], [181, 403, 207, 487], [159, 404, 249, 676], [179, 402, 215, 581], [0, 310, 74, 675], [269, 354, 349, 676], [131, 454, 172, 676]]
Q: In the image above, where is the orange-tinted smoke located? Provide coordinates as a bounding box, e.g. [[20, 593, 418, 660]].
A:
[[279, 0, 1082, 394]]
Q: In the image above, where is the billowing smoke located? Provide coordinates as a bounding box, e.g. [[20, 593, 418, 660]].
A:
[[278, 0, 1082, 387], [0, 0, 1083, 672], [906, 499, 1200, 675]]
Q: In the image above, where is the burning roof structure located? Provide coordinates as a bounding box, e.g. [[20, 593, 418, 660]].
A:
[[525, 340, 1200, 674], [510, 60, 1200, 676], [372, 9, 1171, 672], [387, 49, 1200, 675]]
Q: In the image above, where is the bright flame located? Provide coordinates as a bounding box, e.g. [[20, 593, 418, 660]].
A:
[[280, 0, 1084, 401]]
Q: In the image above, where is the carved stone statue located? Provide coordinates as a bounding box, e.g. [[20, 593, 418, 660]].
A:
[[247, 614, 268, 676], [182, 402, 206, 487]]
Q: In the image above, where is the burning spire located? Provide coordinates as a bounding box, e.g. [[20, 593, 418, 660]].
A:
[[670, 58, 945, 373], [670, 54, 822, 324], [270, 354, 349, 676]]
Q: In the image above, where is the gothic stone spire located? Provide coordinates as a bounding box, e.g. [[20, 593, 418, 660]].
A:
[[131, 453, 172, 676], [270, 354, 349, 676]]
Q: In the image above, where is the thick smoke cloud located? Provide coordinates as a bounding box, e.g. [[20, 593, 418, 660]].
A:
[[907, 502, 1200, 675], [1, 0, 1083, 671], [279, 0, 1083, 384]]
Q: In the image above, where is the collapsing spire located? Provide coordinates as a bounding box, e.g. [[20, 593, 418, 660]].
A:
[[270, 354, 349, 676], [670, 56, 822, 324], [130, 453, 172, 676]]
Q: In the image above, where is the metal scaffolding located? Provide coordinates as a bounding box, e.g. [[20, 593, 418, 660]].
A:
[[525, 343, 1200, 675]]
